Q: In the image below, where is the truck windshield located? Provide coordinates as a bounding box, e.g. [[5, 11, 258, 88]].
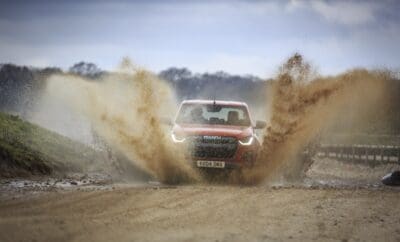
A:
[[176, 104, 251, 126]]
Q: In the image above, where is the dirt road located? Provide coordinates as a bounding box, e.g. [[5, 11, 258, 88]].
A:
[[1, 158, 399, 242], [0, 184, 399, 242]]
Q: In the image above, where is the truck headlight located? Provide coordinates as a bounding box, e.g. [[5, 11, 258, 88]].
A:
[[171, 133, 186, 143], [239, 136, 254, 146]]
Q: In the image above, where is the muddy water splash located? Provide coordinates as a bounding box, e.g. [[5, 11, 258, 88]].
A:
[[44, 55, 389, 185], [241, 54, 389, 184], [46, 60, 199, 184]]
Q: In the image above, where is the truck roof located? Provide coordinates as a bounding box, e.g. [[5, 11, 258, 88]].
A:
[[181, 99, 248, 107]]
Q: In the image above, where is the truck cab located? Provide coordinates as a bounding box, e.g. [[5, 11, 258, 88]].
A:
[[171, 100, 266, 169]]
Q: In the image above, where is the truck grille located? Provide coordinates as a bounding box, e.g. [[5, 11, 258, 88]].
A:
[[189, 136, 238, 159]]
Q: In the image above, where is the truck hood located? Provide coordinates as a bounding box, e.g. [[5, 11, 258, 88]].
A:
[[172, 124, 253, 139]]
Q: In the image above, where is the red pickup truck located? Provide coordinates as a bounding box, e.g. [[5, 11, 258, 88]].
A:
[[170, 99, 266, 169]]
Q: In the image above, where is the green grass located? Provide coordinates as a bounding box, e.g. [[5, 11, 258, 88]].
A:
[[0, 112, 103, 177]]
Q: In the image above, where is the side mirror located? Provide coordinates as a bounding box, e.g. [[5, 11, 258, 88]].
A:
[[160, 117, 173, 126], [254, 120, 266, 129]]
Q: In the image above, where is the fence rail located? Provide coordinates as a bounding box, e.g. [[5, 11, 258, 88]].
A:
[[316, 144, 400, 163]]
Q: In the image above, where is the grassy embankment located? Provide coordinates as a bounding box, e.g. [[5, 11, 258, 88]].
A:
[[0, 112, 104, 177]]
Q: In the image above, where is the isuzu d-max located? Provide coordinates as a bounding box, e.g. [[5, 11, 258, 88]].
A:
[[170, 100, 266, 169]]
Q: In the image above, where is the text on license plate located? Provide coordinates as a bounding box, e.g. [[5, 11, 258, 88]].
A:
[[196, 160, 225, 168]]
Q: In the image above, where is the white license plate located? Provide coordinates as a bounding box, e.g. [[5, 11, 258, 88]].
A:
[[196, 160, 225, 168]]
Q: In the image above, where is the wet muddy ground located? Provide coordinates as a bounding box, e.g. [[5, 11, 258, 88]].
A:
[[0, 158, 399, 242]]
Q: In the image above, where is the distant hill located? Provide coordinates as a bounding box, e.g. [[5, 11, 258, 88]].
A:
[[159, 67, 271, 110], [0, 63, 272, 118], [0, 64, 61, 118], [1, 62, 400, 134], [69, 62, 105, 78]]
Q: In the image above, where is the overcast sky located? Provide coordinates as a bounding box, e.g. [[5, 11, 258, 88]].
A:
[[1, 0, 399, 77]]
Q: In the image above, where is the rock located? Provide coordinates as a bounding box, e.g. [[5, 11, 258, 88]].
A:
[[381, 171, 400, 186]]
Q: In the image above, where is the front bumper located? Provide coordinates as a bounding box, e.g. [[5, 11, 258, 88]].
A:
[[188, 148, 257, 169], [175, 135, 260, 169]]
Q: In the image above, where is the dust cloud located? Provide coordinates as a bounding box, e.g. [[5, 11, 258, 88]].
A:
[[46, 59, 199, 184], [241, 54, 390, 184]]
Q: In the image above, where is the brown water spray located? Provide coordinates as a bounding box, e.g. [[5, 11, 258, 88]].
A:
[[46, 59, 199, 184], [240, 54, 389, 184], [45, 55, 389, 185]]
